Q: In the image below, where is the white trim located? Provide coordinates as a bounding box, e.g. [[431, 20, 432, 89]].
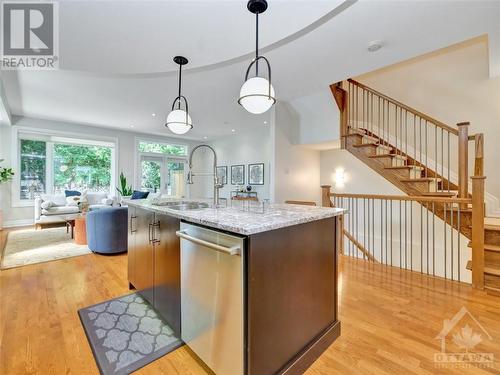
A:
[[2, 218, 34, 228]]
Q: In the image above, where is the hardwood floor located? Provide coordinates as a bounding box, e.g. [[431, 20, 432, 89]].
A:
[[2, 227, 500, 374]]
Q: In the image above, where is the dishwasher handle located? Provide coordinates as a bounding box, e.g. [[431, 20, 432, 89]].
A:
[[176, 230, 241, 256]]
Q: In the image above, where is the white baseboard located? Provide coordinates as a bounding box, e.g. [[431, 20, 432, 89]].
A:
[[2, 219, 34, 228]]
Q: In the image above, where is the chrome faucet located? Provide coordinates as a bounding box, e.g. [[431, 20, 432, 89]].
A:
[[187, 144, 223, 207]]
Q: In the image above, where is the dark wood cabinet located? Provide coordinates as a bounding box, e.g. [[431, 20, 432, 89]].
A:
[[127, 208, 181, 333]]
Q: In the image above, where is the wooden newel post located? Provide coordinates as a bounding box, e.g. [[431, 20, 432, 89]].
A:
[[471, 175, 485, 289], [321, 185, 333, 208], [457, 122, 469, 208], [330, 82, 348, 149]]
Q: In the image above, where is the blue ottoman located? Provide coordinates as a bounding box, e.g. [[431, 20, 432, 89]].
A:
[[86, 207, 128, 254]]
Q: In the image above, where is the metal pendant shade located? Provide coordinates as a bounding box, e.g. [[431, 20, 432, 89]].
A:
[[238, 0, 276, 114], [166, 56, 193, 135]]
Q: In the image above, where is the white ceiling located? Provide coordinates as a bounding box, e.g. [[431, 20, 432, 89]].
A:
[[2, 0, 500, 141]]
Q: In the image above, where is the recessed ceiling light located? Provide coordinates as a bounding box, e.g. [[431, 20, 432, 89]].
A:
[[130, 124, 134, 128], [151, 113, 156, 117], [264, 121, 268, 125], [203, 136, 208, 140], [231, 129, 236, 133], [367, 40, 383, 52]]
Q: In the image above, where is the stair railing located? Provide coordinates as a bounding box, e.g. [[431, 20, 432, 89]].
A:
[[321, 186, 472, 283], [331, 79, 471, 197]]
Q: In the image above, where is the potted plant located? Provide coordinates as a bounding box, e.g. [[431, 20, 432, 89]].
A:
[[0, 159, 15, 231], [116, 172, 133, 204]]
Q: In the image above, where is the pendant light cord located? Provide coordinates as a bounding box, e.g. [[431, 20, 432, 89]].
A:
[[255, 12, 259, 76], [178, 64, 182, 110]]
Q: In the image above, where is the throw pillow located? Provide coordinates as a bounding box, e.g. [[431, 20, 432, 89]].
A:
[[131, 190, 150, 200], [101, 198, 113, 205], [65, 190, 81, 197], [66, 196, 80, 206], [40, 200, 53, 210]]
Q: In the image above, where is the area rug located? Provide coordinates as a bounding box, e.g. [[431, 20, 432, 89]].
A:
[[1, 227, 91, 270], [78, 293, 183, 375]]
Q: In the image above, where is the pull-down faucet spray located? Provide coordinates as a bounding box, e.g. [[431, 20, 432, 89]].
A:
[[187, 144, 223, 207]]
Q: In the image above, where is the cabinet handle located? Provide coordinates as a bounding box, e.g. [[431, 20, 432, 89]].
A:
[[176, 230, 241, 256], [130, 215, 137, 234], [149, 221, 160, 244]]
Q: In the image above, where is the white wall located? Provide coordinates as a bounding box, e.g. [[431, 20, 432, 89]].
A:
[[288, 88, 340, 146], [210, 126, 271, 201], [272, 102, 321, 204], [0, 116, 199, 226]]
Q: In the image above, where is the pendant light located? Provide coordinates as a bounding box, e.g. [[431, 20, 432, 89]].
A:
[[166, 56, 193, 135], [238, 0, 276, 114]]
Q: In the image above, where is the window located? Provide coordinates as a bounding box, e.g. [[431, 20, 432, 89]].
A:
[[53, 143, 112, 194], [138, 141, 187, 156], [136, 140, 188, 197], [20, 139, 47, 199], [15, 131, 116, 203]]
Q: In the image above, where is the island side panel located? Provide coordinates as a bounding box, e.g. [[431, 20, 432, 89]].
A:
[[246, 217, 339, 375]]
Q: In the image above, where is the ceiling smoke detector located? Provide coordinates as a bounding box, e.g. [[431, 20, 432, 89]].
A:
[[367, 40, 383, 52]]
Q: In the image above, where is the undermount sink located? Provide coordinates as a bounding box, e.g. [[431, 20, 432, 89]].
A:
[[168, 202, 210, 211]]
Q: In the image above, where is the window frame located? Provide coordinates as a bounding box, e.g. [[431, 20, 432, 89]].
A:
[[11, 126, 118, 207], [134, 137, 189, 196]]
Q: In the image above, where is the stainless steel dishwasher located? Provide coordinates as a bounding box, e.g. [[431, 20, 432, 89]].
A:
[[176, 222, 244, 375]]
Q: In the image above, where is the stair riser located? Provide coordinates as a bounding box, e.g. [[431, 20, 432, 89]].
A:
[[403, 181, 439, 193], [376, 145, 392, 155], [357, 145, 378, 156], [485, 230, 500, 246], [485, 251, 500, 267], [485, 274, 500, 289]]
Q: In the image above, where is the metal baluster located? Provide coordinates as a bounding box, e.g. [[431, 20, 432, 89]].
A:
[[426, 202, 429, 274], [435, 124, 437, 182], [410, 201, 413, 271], [414, 115, 417, 168], [399, 199, 402, 268], [385, 199, 388, 265], [380, 199, 383, 263], [420, 204, 423, 273], [458, 205, 461, 282], [444, 202, 447, 279], [425, 120, 428, 178], [432, 202, 436, 277], [441, 129, 444, 194], [419, 118, 422, 171], [405, 201, 408, 269], [372, 198, 375, 261], [451, 203, 454, 281], [363, 198, 366, 260], [390, 200, 393, 266], [450, 131, 454, 191]]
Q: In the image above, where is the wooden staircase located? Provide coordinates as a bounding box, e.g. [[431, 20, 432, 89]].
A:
[[330, 78, 495, 292]]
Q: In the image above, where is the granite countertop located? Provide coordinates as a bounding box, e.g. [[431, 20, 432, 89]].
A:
[[124, 198, 345, 235]]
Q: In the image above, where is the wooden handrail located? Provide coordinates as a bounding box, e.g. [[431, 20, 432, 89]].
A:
[[330, 192, 471, 204], [347, 78, 459, 135]]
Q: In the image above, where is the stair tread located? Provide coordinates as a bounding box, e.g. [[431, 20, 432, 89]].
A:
[[384, 166, 414, 170], [421, 192, 456, 197], [401, 177, 441, 182], [466, 260, 500, 276], [485, 224, 500, 231], [342, 133, 364, 138], [467, 241, 500, 252], [369, 153, 406, 159], [352, 143, 378, 148]]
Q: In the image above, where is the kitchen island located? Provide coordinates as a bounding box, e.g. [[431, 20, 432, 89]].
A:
[[125, 199, 344, 375]]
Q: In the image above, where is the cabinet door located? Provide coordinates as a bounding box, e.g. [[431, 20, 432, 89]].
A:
[[153, 213, 181, 336], [135, 207, 155, 305], [127, 206, 137, 288]]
